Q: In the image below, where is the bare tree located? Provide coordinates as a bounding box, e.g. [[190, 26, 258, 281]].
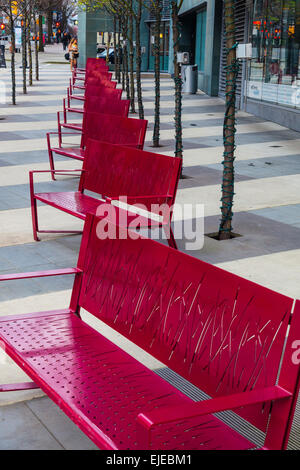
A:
[[218, 0, 239, 240]]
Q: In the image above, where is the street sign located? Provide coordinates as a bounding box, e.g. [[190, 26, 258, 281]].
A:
[[0, 45, 6, 68]]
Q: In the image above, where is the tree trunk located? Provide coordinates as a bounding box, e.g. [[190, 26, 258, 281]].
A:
[[47, 10, 53, 44], [122, 18, 130, 100], [171, 1, 183, 161], [106, 33, 110, 65], [153, 1, 162, 147], [135, 0, 144, 120], [34, 13, 39, 80], [27, 9, 33, 86], [218, 0, 238, 240], [9, 12, 16, 105], [128, 8, 135, 113], [116, 17, 121, 83], [113, 16, 117, 81], [21, 11, 27, 94], [121, 45, 125, 90], [39, 15, 44, 52], [124, 43, 130, 100]]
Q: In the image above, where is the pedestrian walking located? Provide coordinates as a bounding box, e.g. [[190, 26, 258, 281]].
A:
[[62, 32, 70, 51], [68, 37, 79, 71]]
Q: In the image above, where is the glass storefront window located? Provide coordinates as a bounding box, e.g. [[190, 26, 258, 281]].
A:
[[148, 22, 170, 72], [247, 0, 300, 109]]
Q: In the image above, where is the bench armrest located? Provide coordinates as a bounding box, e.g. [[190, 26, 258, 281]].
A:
[[29, 169, 85, 196], [0, 268, 82, 282], [47, 132, 83, 136], [136, 385, 291, 449], [47, 131, 82, 150], [108, 195, 173, 203]]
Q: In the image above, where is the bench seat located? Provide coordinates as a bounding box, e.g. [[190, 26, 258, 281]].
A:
[[35, 191, 161, 228], [0, 310, 254, 451], [35, 191, 101, 219]]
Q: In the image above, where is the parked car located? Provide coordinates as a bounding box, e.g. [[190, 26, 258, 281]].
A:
[[97, 47, 115, 64], [96, 44, 106, 54]]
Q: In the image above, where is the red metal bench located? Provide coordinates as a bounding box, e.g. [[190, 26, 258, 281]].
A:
[[77, 57, 108, 74], [59, 88, 124, 135], [48, 112, 147, 178], [73, 72, 113, 90], [73, 58, 108, 83], [30, 140, 181, 245], [68, 80, 118, 108], [68, 81, 118, 105], [63, 92, 129, 119], [0, 213, 299, 450]]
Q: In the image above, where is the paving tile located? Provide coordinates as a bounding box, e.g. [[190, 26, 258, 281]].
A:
[[0, 402, 63, 450], [0, 132, 24, 141], [26, 398, 98, 450], [250, 204, 300, 225]]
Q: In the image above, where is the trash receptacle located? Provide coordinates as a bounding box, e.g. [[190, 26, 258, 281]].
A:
[[181, 65, 198, 94]]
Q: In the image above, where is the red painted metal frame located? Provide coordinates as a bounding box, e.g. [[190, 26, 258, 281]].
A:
[[68, 81, 121, 104], [59, 90, 128, 141], [0, 382, 40, 392], [48, 112, 148, 179], [30, 140, 181, 247], [0, 267, 81, 393], [69, 81, 117, 103], [0, 214, 299, 450], [60, 87, 123, 139], [29, 169, 86, 241], [72, 58, 108, 83], [72, 62, 109, 85], [73, 71, 113, 90], [63, 95, 130, 119]]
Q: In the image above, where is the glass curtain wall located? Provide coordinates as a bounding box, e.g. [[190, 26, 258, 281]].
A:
[[248, 0, 300, 109]]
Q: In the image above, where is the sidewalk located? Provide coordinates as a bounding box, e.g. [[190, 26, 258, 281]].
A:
[[0, 46, 299, 449]]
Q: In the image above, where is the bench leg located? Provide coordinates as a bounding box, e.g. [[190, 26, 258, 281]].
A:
[[48, 149, 56, 181], [31, 197, 40, 242], [47, 134, 56, 181], [0, 382, 40, 392], [57, 112, 62, 147], [67, 87, 70, 108]]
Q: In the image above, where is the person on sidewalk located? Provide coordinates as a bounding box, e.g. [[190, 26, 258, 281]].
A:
[[62, 32, 70, 51], [68, 37, 79, 71]]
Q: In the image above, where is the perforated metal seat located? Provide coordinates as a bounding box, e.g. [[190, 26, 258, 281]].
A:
[[34, 191, 163, 228], [35, 191, 101, 219], [0, 310, 254, 450]]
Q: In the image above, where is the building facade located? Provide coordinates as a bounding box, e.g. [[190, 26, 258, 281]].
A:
[[176, 0, 300, 131], [77, 1, 300, 131], [245, 0, 300, 131]]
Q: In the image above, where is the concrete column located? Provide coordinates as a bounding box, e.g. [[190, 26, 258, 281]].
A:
[[77, 10, 113, 69]]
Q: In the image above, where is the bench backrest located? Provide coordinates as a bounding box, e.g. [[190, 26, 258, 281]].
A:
[[85, 80, 117, 92], [79, 140, 181, 214], [74, 216, 299, 448], [87, 71, 113, 82], [83, 87, 122, 103], [86, 58, 108, 72], [84, 96, 130, 118], [81, 112, 147, 150]]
